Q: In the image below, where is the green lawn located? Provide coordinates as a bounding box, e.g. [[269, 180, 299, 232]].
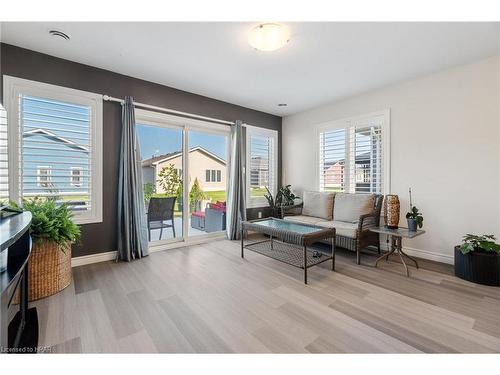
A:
[[205, 190, 227, 202]]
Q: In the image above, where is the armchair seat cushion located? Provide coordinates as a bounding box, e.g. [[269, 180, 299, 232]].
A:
[[314, 220, 358, 238], [333, 193, 375, 223], [282, 215, 327, 226]]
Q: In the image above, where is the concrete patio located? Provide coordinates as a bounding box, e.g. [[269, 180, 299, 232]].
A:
[[147, 216, 210, 242]]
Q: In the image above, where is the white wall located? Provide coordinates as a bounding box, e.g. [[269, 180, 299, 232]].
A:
[[283, 56, 500, 264]]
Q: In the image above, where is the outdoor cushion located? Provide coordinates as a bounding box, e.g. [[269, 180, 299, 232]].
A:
[[314, 220, 358, 238], [192, 211, 205, 218], [211, 203, 226, 212], [333, 193, 375, 223], [301, 191, 335, 220], [283, 215, 327, 226]]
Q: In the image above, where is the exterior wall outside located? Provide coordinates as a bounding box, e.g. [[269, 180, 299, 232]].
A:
[[283, 56, 500, 264], [151, 150, 226, 193], [185, 150, 226, 192], [142, 166, 155, 188], [21, 133, 89, 196]]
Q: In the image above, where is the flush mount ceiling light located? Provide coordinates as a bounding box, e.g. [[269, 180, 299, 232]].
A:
[[49, 30, 70, 41], [248, 23, 290, 52]]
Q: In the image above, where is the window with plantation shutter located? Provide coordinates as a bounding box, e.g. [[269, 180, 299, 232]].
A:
[[4, 76, 103, 224], [318, 111, 389, 195], [246, 126, 278, 207], [0, 103, 8, 203]]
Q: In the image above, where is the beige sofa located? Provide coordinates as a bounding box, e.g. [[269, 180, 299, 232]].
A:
[[282, 191, 383, 265]]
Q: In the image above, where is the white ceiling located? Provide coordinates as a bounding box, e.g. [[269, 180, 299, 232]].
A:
[[1, 22, 499, 116]]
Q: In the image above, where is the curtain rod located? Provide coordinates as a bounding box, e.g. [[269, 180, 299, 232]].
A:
[[102, 95, 234, 126]]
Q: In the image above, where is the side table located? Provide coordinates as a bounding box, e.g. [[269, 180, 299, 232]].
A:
[[369, 226, 426, 276]]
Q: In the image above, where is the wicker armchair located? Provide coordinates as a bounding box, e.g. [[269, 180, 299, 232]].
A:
[[282, 194, 383, 265]]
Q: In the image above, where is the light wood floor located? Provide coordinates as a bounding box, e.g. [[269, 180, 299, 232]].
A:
[[32, 237, 500, 353]]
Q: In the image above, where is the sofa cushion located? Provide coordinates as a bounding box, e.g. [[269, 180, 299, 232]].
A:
[[315, 220, 358, 238], [333, 193, 375, 223], [301, 191, 335, 220], [283, 215, 327, 226]]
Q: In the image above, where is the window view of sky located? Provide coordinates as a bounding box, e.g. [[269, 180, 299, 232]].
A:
[[136, 124, 227, 160]]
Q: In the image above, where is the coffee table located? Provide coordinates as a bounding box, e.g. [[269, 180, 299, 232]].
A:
[[369, 226, 426, 276], [241, 218, 336, 284]]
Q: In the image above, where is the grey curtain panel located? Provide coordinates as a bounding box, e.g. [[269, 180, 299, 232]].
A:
[[117, 96, 149, 261], [226, 120, 247, 240]]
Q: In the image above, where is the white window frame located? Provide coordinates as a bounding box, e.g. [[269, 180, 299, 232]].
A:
[[315, 109, 391, 195], [3, 76, 103, 224], [37, 166, 52, 187], [70, 166, 83, 187], [245, 125, 278, 208]]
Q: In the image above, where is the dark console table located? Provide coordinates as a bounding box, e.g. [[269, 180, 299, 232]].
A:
[[0, 212, 38, 353]]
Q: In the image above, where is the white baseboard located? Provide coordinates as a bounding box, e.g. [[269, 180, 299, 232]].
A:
[[71, 251, 117, 267], [71, 233, 226, 267], [71, 236, 453, 267], [379, 242, 453, 264]]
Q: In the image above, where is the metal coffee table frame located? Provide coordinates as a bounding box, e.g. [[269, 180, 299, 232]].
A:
[[369, 226, 426, 276], [241, 218, 336, 284]]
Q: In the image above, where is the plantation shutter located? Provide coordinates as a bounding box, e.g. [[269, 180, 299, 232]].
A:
[[0, 104, 8, 201], [349, 120, 383, 194], [248, 133, 276, 204], [18, 95, 93, 212], [319, 116, 384, 194], [319, 128, 346, 193]]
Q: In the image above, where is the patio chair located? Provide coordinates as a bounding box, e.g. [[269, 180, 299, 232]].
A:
[[147, 197, 176, 241]]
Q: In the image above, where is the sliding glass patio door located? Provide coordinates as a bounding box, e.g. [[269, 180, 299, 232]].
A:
[[136, 109, 229, 246]]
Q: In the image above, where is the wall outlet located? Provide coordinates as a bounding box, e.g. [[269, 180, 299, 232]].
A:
[[258, 211, 262, 219]]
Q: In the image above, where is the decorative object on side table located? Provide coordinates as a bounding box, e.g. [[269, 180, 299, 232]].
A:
[[383, 194, 400, 229], [370, 226, 425, 277], [264, 185, 299, 218], [11, 198, 81, 301], [455, 234, 500, 286], [405, 188, 423, 232]]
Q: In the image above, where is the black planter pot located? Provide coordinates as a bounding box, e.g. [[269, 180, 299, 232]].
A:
[[454, 246, 500, 286]]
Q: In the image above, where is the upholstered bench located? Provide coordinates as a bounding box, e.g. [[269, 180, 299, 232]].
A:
[[191, 211, 205, 230]]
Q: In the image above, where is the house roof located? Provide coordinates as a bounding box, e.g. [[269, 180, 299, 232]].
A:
[[142, 146, 226, 167], [324, 151, 373, 167], [23, 128, 89, 153]]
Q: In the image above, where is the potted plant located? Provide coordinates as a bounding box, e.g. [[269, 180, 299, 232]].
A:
[[455, 234, 500, 286], [264, 185, 299, 218], [405, 188, 423, 232], [189, 178, 207, 212], [12, 198, 81, 301]]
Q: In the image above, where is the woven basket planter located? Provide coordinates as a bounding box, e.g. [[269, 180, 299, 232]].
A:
[[27, 239, 72, 301]]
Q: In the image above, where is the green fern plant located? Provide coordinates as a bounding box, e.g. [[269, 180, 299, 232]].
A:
[[10, 198, 81, 248]]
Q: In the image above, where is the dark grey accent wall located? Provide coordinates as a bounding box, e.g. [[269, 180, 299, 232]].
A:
[[0, 43, 282, 257]]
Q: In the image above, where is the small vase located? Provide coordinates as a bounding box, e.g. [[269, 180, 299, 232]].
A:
[[407, 218, 417, 232], [384, 195, 400, 229]]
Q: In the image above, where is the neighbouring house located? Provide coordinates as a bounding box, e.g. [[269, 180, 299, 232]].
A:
[[21, 128, 90, 204], [142, 146, 227, 193], [323, 151, 380, 193]]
